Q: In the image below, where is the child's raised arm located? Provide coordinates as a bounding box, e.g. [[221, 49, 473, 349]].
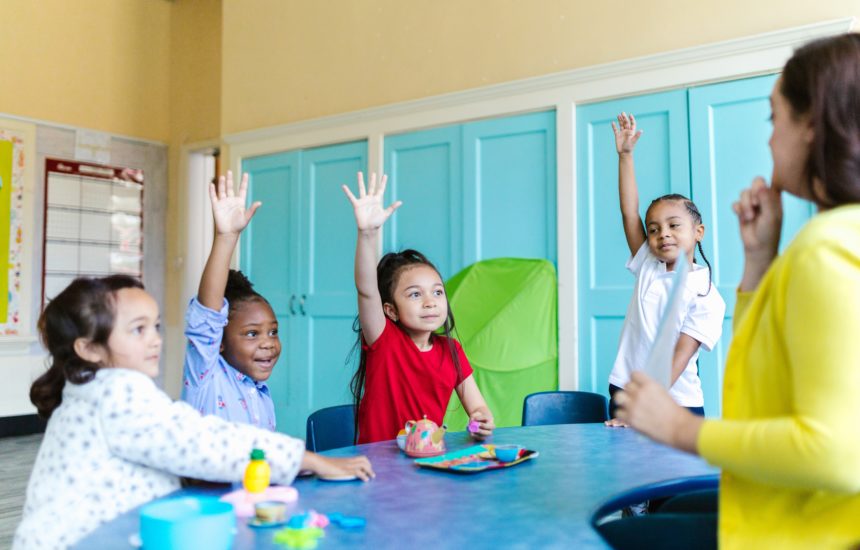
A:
[[341, 172, 401, 346], [611, 112, 647, 256], [198, 171, 261, 310]]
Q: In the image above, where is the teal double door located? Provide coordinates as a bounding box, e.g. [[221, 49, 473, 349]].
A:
[[242, 110, 556, 437], [384, 111, 557, 278], [242, 141, 367, 438], [577, 74, 814, 416]]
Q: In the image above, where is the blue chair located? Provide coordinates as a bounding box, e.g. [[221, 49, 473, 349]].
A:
[[305, 404, 355, 452], [591, 475, 718, 550], [655, 488, 718, 514], [521, 391, 609, 426]]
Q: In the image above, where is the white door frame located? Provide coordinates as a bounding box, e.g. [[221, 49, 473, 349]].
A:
[[194, 17, 853, 391]]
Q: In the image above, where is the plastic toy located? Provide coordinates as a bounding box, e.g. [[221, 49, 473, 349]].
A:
[[404, 416, 447, 457], [243, 449, 271, 493]]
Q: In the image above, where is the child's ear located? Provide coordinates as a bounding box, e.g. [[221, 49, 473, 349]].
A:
[[73, 337, 107, 364], [382, 303, 399, 323], [696, 224, 705, 243]]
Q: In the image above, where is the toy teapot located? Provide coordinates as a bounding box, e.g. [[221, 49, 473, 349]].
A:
[[403, 415, 447, 457]]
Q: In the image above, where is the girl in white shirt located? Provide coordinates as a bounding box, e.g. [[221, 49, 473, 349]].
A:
[[14, 275, 374, 550], [607, 113, 726, 423]]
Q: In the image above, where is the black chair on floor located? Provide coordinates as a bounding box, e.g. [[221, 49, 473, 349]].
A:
[[591, 475, 719, 550], [305, 404, 355, 452], [521, 390, 609, 426]]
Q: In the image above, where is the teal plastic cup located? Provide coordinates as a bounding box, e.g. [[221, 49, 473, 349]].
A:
[[140, 496, 235, 550]]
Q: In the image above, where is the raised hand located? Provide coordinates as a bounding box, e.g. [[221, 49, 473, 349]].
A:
[[732, 177, 783, 290], [611, 112, 643, 155], [342, 172, 402, 233], [208, 171, 261, 236]]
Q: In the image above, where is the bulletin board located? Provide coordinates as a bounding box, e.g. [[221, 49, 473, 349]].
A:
[[42, 159, 144, 306], [0, 118, 35, 337]]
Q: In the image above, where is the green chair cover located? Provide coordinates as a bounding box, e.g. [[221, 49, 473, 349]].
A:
[[443, 258, 558, 430]]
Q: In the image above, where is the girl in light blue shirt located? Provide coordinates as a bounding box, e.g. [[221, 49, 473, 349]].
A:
[[181, 171, 279, 430]]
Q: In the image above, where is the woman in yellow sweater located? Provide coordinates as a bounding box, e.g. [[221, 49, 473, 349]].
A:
[[613, 33, 860, 548]]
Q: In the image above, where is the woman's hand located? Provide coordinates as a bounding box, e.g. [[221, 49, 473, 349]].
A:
[[342, 172, 402, 233], [611, 112, 643, 156], [303, 452, 375, 482], [733, 176, 783, 291], [209, 171, 260, 236], [613, 372, 703, 454], [468, 410, 495, 440]]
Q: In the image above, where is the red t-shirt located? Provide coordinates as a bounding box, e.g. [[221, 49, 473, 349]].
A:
[[357, 318, 473, 444]]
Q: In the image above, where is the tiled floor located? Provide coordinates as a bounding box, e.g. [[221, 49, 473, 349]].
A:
[[0, 434, 42, 548]]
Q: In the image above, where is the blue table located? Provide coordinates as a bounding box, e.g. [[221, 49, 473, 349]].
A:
[[73, 424, 717, 548]]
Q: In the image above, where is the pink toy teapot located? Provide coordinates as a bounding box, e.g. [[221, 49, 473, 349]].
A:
[[403, 416, 447, 457]]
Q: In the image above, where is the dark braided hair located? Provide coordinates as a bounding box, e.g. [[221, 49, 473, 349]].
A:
[[348, 249, 461, 442], [30, 275, 144, 419], [646, 193, 714, 296], [224, 269, 268, 312]]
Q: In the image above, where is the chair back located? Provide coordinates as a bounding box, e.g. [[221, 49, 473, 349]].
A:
[[521, 391, 608, 426], [590, 475, 719, 550], [305, 404, 355, 452]]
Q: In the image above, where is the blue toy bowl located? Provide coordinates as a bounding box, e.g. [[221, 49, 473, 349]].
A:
[[494, 444, 522, 463], [140, 496, 235, 550]]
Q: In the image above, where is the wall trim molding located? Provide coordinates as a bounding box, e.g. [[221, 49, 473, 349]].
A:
[[224, 18, 853, 148], [215, 17, 854, 392]]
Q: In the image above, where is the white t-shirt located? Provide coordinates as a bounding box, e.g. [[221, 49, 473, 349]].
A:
[[13, 368, 305, 550], [608, 243, 726, 407]]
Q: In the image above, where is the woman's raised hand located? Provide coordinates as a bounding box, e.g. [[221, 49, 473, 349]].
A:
[[732, 177, 783, 290], [208, 171, 261, 236], [342, 172, 402, 232], [611, 112, 643, 155]]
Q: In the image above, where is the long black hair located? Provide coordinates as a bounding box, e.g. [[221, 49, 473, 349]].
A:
[[30, 275, 144, 419], [348, 249, 461, 441], [646, 193, 714, 296]]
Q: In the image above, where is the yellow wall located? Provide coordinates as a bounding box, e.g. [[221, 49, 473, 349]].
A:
[[166, 0, 222, 327], [0, 0, 172, 141], [221, 0, 859, 135], [170, 0, 223, 146]]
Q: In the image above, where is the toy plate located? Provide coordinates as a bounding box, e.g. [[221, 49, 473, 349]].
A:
[[403, 447, 446, 458], [414, 444, 538, 473], [247, 518, 289, 529], [318, 474, 360, 482]]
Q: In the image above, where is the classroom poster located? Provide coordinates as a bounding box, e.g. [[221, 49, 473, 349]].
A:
[[0, 120, 32, 336], [0, 139, 11, 323]]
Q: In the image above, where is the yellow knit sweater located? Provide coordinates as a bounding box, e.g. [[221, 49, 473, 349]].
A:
[[698, 205, 860, 549]]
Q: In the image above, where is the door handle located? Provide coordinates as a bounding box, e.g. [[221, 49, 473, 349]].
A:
[[299, 294, 307, 316], [289, 294, 297, 315]]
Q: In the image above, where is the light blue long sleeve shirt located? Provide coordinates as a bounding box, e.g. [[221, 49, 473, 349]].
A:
[[181, 297, 277, 431]]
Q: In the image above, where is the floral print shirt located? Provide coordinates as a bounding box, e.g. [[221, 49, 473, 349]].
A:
[[181, 297, 277, 430]]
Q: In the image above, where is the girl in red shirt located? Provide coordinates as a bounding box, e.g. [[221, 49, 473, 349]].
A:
[[342, 172, 495, 444]]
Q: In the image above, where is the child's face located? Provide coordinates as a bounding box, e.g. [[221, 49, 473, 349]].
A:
[[385, 265, 449, 336], [644, 200, 704, 270], [221, 300, 281, 382], [106, 287, 162, 378]]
